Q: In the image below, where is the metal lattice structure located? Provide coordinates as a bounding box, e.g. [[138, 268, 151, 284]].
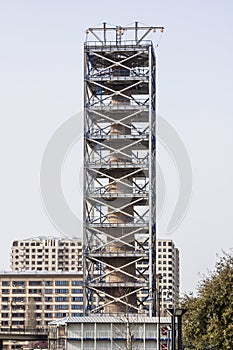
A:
[[83, 23, 163, 316]]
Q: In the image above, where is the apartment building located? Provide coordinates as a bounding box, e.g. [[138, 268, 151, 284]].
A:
[[136, 239, 180, 313], [156, 239, 180, 313], [0, 271, 84, 330], [10, 236, 83, 272], [10, 237, 180, 313]]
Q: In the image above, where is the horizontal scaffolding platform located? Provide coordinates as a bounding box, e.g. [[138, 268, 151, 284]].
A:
[[88, 282, 148, 288]]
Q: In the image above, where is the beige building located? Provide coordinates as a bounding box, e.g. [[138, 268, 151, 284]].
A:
[[10, 236, 83, 272], [156, 239, 180, 312], [10, 237, 180, 314], [136, 239, 180, 313], [0, 271, 84, 330]]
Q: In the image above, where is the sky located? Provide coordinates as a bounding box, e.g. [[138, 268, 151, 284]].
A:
[[0, 0, 233, 294]]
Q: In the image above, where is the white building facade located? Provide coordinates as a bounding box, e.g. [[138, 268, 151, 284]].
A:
[[10, 236, 83, 272]]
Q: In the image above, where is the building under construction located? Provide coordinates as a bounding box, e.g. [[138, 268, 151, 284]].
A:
[[83, 23, 164, 317]]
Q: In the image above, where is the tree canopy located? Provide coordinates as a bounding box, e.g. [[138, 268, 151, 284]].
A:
[[182, 251, 233, 349]]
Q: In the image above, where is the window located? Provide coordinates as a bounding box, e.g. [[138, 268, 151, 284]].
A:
[[12, 297, 24, 302], [55, 289, 69, 294], [29, 281, 42, 286], [12, 281, 25, 287], [34, 297, 41, 302], [55, 281, 69, 286], [45, 289, 53, 294], [45, 281, 53, 286], [71, 297, 83, 302], [45, 305, 53, 310], [55, 305, 69, 310], [71, 289, 82, 294], [55, 313, 67, 317], [2, 297, 9, 302], [29, 289, 41, 294], [72, 313, 83, 317], [2, 289, 9, 294], [45, 297, 52, 302], [55, 297, 69, 302], [72, 280, 82, 286], [2, 281, 9, 286], [12, 313, 24, 318], [71, 305, 82, 310]]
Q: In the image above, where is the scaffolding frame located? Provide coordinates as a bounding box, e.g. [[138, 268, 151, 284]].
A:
[[83, 23, 158, 316]]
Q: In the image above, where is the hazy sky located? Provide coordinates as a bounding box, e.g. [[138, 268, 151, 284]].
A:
[[0, 0, 232, 294]]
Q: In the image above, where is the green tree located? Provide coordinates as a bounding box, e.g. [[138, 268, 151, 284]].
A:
[[182, 252, 233, 349]]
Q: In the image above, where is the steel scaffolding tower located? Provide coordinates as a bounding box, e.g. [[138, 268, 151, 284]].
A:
[[83, 23, 163, 316]]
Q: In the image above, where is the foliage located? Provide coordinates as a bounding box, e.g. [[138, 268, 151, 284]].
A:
[[182, 251, 233, 349]]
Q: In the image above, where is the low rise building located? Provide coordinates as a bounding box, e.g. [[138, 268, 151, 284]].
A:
[[48, 315, 172, 350]]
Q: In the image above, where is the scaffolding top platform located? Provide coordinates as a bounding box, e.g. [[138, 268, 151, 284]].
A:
[[85, 22, 164, 46]]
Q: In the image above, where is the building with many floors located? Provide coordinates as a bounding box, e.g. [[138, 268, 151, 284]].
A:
[[156, 239, 180, 313], [9, 237, 180, 313], [0, 271, 83, 330], [10, 236, 83, 272]]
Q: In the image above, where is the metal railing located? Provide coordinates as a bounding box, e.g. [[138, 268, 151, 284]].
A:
[[84, 40, 152, 49]]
